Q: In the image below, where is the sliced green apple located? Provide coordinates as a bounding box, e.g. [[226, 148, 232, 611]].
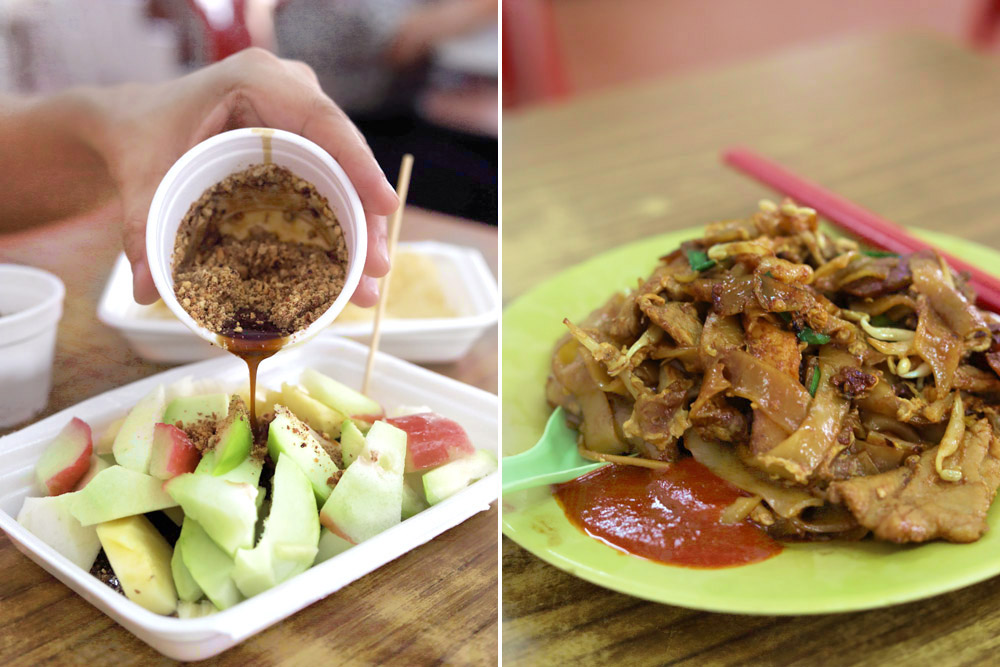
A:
[[17, 493, 101, 570], [232, 454, 319, 597], [261, 389, 282, 415], [69, 466, 177, 526], [231, 545, 274, 596], [171, 529, 203, 602], [363, 420, 407, 476], [211, 397, 252, 476], [315, 529, 352, 563], [95, 415, 125, 456], [195, 449, 263, 486], [176, 518, 243, 610], [402, 473, 429, 519], [318, 457, 403, 544], [177, 600, 218, 619], [267, 406, 338, 503], [340, 419, 366, 468], [162, 393, 229, 429], [423, 450, 498, 505], [234, 385, 280, 422], [165, 473, 258, 556], [35, 417, 93, 496], [113, 384, 166, 473], [96, 515, 177, 615], [317, 420, 408, 543], [300, 368, 381, 418], [280, 383, 345, 438]]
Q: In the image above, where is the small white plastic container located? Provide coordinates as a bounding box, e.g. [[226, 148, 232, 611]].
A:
[[98, 242, 499, 363], [0, 265, 65, 428], [0, 337, 497, 660], [145, 127, 367, 348]]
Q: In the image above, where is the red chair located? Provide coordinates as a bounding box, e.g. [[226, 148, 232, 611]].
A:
[[502, 0, 569, 107], [970, 0, 1000, 49], [186, 0, 253, 62]]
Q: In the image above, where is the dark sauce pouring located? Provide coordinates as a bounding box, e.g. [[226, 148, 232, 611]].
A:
[[217, 129, 287, 432], [217, 309, 288, 431]]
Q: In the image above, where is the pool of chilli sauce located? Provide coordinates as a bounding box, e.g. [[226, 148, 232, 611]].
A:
[[554, 459, 782, 568]]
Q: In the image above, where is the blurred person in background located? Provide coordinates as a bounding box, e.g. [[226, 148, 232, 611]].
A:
[[247, 0, 498, 224], [0, 48, 397, 306]]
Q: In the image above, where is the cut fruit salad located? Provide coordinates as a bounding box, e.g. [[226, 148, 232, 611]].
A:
[[16, 369, 496, 618]]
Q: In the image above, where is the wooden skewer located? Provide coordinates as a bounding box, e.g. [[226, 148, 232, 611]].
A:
[[362, 154, 414, 396]]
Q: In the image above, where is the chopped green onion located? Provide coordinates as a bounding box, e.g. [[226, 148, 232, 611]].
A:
[[870, 314, 895, 327], [685, 249, 716, 272], [808, 367, 821, 397], [798, 328, 831, 345], [863, 250, 898, 258], [777, 312, 792, 323]]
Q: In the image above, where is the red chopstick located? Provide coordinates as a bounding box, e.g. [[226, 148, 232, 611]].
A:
[[723, 146, 1000, 313]]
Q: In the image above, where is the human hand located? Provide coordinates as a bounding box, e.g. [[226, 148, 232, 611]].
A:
[[95, 48, 399, 307]]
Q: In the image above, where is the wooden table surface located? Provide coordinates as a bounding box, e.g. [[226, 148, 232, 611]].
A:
[[502, 32, 1000, 666], [0, 207, 498, 665]]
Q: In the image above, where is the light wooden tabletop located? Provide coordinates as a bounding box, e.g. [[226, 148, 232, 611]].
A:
[[0, 207, 497, 664], [502, 32, 1000, 665]]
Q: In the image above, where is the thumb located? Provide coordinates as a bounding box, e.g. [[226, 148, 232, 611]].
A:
[[121, 194, 160, 305], [350, 275, 380, 308]]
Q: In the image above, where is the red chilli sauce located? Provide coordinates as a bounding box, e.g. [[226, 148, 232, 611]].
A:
[[554, 459, 782, 568]]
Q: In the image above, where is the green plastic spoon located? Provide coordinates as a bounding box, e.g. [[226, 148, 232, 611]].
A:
[[501, 407, 607, 494]]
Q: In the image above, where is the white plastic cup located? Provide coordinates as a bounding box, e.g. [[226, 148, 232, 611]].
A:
[[145, 127, 367, 348], [0, 265, 65, 428]]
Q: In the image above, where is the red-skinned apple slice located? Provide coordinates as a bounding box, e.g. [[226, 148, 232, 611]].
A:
[[149, 423, 202, 480], [35, 417, 93, 496], [72, 455, 111, 491], [385, 413, 474, 473]]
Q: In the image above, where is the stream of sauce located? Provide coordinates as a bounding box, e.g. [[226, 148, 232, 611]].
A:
[[212, 129, 283, 431], [217, 326, 286, 429], [554, 459, 782, 568]]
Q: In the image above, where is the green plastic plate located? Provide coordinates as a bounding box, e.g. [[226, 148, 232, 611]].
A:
[[502, 227, 1000, 614]]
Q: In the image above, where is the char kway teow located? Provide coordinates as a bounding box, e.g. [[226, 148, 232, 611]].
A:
[[550, 200, 1000, 545]]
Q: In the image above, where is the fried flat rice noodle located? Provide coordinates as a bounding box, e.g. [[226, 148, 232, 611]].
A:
[[712, 275, 756, 316], [744, 313, 802, 454], [910, 252, 990, 351], [699, 312, 744, 368], [577, 389, 627, 455], [720, 349, 810, 433], [914, 295, 963, 393], [755, 347, 854, 484], [686, 429, 823, 519]]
